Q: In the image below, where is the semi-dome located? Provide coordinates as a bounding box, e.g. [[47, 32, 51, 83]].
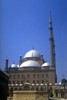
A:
[[42, 62, 49, 67], [20, 60, 40, 68], [24, 49, 42, 59], [17, 64, 20, 68], [11, 64, 17, 68]]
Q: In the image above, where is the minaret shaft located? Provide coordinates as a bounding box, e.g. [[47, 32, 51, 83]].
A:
[[49, 37, 54, 67], [49, 14, 54, 68], [49, 13, 57, 82], [53, 43, 56, 68], [4, 58, 8, 73]]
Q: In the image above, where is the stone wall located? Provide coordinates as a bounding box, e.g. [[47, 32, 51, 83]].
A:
[[13, 91, 48, 100]]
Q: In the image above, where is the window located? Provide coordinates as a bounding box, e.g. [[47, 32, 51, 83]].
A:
[[9, 80, 11, 84], [33, 74, 36, 78], [9, 75, 11, 79], [13, 75, 15, 79], [46, 74, 49, 78], [42, 74, 44, 78], [17, 81, 20, 84], [40, 87, 44, 91], [33, 80, 35, 84], [46, 80, 48, 83], [27, 80, 30, 83], [27, 74, 30, 78], [17, 75, 20, 78], [19, 88, 22, 91], [42, 80, 44, 83], [37, 74, 39, 78], [37, 80, 39, 83], [15, 87, 17, 90], [21, 80, 23, 84], [22, 74, 23, 78], [13, 81, 15, 84]]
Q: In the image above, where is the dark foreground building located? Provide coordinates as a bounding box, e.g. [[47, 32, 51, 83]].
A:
[[0, 70, 9, 100]]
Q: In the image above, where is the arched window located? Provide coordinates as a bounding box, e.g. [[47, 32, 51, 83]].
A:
[[19, 88, 22, 91], [40, 87, 44, 91], [14, 87, 17, 91]]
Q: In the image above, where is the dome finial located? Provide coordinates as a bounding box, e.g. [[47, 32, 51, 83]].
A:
[[13, 61, 15, 64], [32, 46, 34, 50]]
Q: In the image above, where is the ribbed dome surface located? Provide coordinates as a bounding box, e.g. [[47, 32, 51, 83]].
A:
[[20, 60, 40, 67], [24, 49, 42, 59]]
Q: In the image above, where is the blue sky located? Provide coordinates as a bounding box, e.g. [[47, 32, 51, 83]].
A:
[[0, 0, 67, 82]]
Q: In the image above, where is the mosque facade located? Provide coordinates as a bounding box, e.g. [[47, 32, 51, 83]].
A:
[[4, 14, 57, 95]]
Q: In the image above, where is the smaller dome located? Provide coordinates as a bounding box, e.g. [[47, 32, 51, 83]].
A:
[[17, 64, 20, 68], [20, 60, 40, 68], [42, 62, 49, 67], [11, 64, 17, 68]]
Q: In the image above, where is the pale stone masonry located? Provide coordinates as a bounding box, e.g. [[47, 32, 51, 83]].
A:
[[13, 91, 48, 100]]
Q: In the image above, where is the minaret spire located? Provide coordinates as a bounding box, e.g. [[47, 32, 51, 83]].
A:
[[49, 13, 54, 68], [49, 12, 52, 25], [49, 13, 57, 82]]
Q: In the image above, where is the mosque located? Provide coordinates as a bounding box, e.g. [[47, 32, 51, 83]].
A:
[[4, 14, 57, 96]]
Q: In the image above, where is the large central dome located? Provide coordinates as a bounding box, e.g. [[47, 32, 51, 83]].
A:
[[24, 49, 42, 59]]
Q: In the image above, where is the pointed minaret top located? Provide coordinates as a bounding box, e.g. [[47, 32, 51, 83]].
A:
[[49, 11, 52, 22], [32, 46, 34, 50], [49, 12, 53, 30]]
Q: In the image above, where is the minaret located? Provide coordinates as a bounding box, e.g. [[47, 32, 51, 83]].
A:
[[53, 42, 57, 83], [49, 13, 54, 68], [19, 55, 22, 65], [4, 58, 8, 73], [49, 13, 57, 82], [53, 42, 56, 69]]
